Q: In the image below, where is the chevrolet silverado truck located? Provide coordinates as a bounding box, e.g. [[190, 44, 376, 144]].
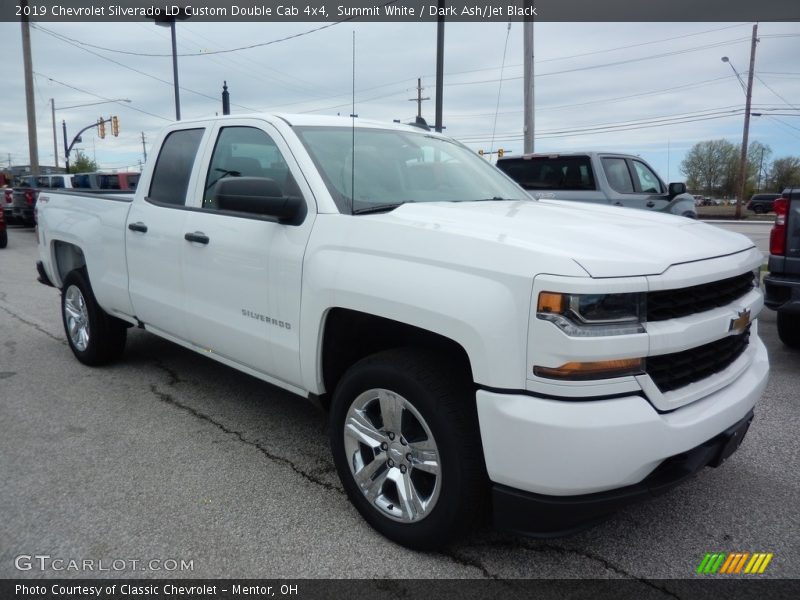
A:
[[496, 151, 697, 218], [764, 188, 800, 348], [36, 114, 768, 549]]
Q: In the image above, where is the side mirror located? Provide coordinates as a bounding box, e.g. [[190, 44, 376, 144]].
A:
[[215, 177, 304, 224], [668, 182, 686, 198]]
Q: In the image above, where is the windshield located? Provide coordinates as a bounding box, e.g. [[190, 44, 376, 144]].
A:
[[294, 126, 528, 214]]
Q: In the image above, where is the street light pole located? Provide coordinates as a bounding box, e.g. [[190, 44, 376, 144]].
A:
[[169, 19, 181, 120], [150, 10, 190, 121]]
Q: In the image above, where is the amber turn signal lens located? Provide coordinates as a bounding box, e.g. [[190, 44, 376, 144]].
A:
[[537, 292, 566, 314], [534, 358, 644, 381]]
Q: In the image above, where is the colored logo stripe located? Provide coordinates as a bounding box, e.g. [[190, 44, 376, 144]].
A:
[[697, 552, 773, 574]]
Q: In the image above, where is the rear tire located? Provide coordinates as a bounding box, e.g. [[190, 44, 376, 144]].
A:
[[777, 311, 800, 349], [61, 269, 127, 365], [330, 348, 486, 549]]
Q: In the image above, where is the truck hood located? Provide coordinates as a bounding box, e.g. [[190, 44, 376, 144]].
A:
[[373, 199, 754, 278]]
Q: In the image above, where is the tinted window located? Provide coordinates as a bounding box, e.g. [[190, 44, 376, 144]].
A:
[[127, 174, 140, 190], [497, 156, 596, 191], [149, 128, 204, 206], [99, 174, 121, 190], [50, 176, 65, 188], [71, 174, 92, 189], [203, 127, 295, 209], [602, 158, 634, 194]]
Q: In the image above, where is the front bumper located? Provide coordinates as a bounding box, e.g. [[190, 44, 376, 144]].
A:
[[476, 334, 768, 532], [492, 409, 754, 536]]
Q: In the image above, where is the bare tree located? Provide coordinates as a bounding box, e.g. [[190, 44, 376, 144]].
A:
[[768, 157, 800, 192]]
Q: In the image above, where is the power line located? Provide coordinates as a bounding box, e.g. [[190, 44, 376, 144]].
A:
[[31, 24, 259, 112], [489, 23, 512, 155], [35, 73, 171, 121]]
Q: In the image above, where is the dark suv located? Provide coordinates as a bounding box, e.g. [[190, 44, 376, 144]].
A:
[[747, 193, 781, 214], [764, 189, 800, 348]]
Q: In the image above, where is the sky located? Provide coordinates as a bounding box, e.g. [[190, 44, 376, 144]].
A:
[[0, 18, 798, 185]]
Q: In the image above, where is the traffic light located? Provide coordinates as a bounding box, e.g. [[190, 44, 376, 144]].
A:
[[498, 148, 504, 158], [111, 116, 119, 137], [97, 118, 106, 139]]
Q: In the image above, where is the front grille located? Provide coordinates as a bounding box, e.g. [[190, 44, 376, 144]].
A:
[[647, 271, 754, 321], [646, 326, 751, 393]]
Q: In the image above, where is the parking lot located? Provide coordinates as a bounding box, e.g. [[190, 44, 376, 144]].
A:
[[1, 224, 798, 582]]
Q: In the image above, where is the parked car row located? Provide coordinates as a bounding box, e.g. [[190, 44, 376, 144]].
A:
[[4, 171, 139, 227]]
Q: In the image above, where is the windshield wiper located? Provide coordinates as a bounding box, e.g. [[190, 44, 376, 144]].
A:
[[352, 202, 406, 215], [473, 196, 514, 201]]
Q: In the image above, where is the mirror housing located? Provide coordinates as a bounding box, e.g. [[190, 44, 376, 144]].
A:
[[668, 182, 686, 198], [214, 177, 304, 224]]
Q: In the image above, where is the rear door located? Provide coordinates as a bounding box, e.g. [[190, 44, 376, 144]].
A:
[[126, 126, 209, 340]]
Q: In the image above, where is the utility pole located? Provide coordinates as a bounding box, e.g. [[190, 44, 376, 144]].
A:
[[523, 1, 534, 153], [141, 132, 148, 163], [21, 0, 39, 176], [409, 78, 430, 119], [735, 23, 758, 220], [434, 4, 445, 133]]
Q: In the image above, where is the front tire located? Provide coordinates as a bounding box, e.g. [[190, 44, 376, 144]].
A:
[[330, 348, 486, 549], [777, 311, 800, 349], [61, 269, 127, 365], [0, 228, 7, 248]]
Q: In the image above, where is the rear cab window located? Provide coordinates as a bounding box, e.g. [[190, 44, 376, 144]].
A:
[[148, 128, 205, 206], [496, 156, 596, 191]]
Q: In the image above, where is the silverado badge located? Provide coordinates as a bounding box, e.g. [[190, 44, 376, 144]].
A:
[[729, 309, 751, 335]]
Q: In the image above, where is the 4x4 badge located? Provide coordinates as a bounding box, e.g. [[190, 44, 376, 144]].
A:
[[729, 309, 751, 335]]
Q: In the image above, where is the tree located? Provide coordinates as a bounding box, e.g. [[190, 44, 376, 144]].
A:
[[747, 141, 772, 193], [69, 150, 98, 174], [768, 157, 800, 192], [680, 139, 737, 196]]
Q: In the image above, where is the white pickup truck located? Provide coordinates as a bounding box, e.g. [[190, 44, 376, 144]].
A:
[[36, 114, 768, 549]]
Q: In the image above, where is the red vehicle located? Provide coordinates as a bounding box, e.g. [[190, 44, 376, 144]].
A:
[[0, 197, 7, 248]]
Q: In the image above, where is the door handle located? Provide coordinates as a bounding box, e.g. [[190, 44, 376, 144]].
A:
[[184, 231, 210, 245], [646, 201, 656, 208], [128, 222, 148, 233]]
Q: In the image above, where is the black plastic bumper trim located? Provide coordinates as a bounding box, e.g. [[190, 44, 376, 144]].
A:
[[492, 409, 754, 537], [35, 260, 55, 288]]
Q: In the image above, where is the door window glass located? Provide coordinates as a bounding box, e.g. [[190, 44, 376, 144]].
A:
[[203, 126, 297, 209], [631, 160, 663, 194], [148, 128, 204, 206], [602, 158, 634, 194]]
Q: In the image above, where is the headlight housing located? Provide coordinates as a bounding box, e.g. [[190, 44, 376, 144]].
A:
[[537, 291, 645, 337]]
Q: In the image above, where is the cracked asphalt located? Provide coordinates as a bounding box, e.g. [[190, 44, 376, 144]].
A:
[[1, 225, 799, 584]]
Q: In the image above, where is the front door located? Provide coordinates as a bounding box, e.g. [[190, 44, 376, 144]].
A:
[[180, 121, 315, 388]]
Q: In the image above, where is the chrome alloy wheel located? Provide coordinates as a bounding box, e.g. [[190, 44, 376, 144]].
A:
[[64, 284, 90, 352], [343, 388, 441, 523]]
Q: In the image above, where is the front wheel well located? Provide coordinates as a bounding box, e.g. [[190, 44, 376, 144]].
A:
[[320, 308, 473, 410]]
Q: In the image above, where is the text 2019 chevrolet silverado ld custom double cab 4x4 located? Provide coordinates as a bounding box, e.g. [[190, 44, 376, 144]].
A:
[[35, 115, 768, 549]]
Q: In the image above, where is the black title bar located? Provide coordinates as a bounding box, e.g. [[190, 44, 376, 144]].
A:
[[2, 0, 799, 22]]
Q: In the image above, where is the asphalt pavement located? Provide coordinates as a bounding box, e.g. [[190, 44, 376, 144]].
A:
[[1, 225, 798, 584]]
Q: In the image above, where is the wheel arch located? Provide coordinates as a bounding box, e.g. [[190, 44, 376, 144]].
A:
[[318, 308, 474, 411], [50, 240, 87, 288]]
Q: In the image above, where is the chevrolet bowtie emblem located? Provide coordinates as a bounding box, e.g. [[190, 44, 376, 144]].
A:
[[729, 309, 751, 335]]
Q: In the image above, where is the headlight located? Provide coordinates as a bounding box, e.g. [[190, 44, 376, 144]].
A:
[[537, 291, 645, 336]]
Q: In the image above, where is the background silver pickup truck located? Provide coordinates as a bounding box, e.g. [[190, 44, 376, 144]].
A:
[[497, 151, 697, 218]]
